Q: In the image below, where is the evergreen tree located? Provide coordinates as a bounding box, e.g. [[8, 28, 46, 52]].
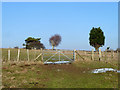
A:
[[23, 37, 45, 49], [89, 27, 105, 51]]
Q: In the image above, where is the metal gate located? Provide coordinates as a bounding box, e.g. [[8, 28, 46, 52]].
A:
[[43, 50, 74, 64]]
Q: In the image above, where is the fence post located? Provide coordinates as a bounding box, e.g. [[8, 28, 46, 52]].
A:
[[92, 49, 94, 60], [34, 48, 36, 60], [41, 48, 43, 62], [27, 49, 29, 61], [117, 51, 119, 58], [17, 49, 20, 62], [59, 51, 60, 61], [73, 49, 76, 61], [84, 51, 86, 55], [8, 49, 10, 62], [99, 49, 101, 61], [105, 50, 107, 61]]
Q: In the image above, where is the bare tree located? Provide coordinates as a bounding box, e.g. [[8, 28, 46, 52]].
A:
[[49, 34, 61, 50]]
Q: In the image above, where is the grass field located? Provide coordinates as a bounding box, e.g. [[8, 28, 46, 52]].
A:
[[2, 48, 119, 88]]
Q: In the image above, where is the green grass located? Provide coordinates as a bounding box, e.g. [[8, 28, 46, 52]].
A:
[[2, 48, 119, 88], [2, 61, 118, 88]]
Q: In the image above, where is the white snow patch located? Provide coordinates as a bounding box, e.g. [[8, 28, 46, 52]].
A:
[[92, 68, 120, 73]]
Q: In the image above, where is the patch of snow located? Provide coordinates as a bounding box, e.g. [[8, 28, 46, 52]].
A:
[[92, 68, 120, 73], [44, 62, 53, 64], [117, 70, 120, 73]]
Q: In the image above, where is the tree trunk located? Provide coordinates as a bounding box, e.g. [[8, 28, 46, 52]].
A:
[[95, 47, 99, 51], [55, 46, 57, 51], [95, 45, 100, 52], [52, 45, 54, 50]]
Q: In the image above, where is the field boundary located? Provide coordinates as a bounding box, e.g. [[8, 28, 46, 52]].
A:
[[2, 48, 119, 64]]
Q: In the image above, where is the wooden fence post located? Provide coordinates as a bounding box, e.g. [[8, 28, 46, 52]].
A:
[[99, 49, 101, 61], [73, 49, 76, 61], [105, 50, 107, 61], [27, 49, 29, 61], [34, 48, 36, 60], [41, 48, 43, 62], [8, 49, 10, 62], [117, 51, 119, 59], [17, 49, 20, 62], [92, 49, 94, 60], [59, 51, 60, 62], [84, 51, 86, 55]]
